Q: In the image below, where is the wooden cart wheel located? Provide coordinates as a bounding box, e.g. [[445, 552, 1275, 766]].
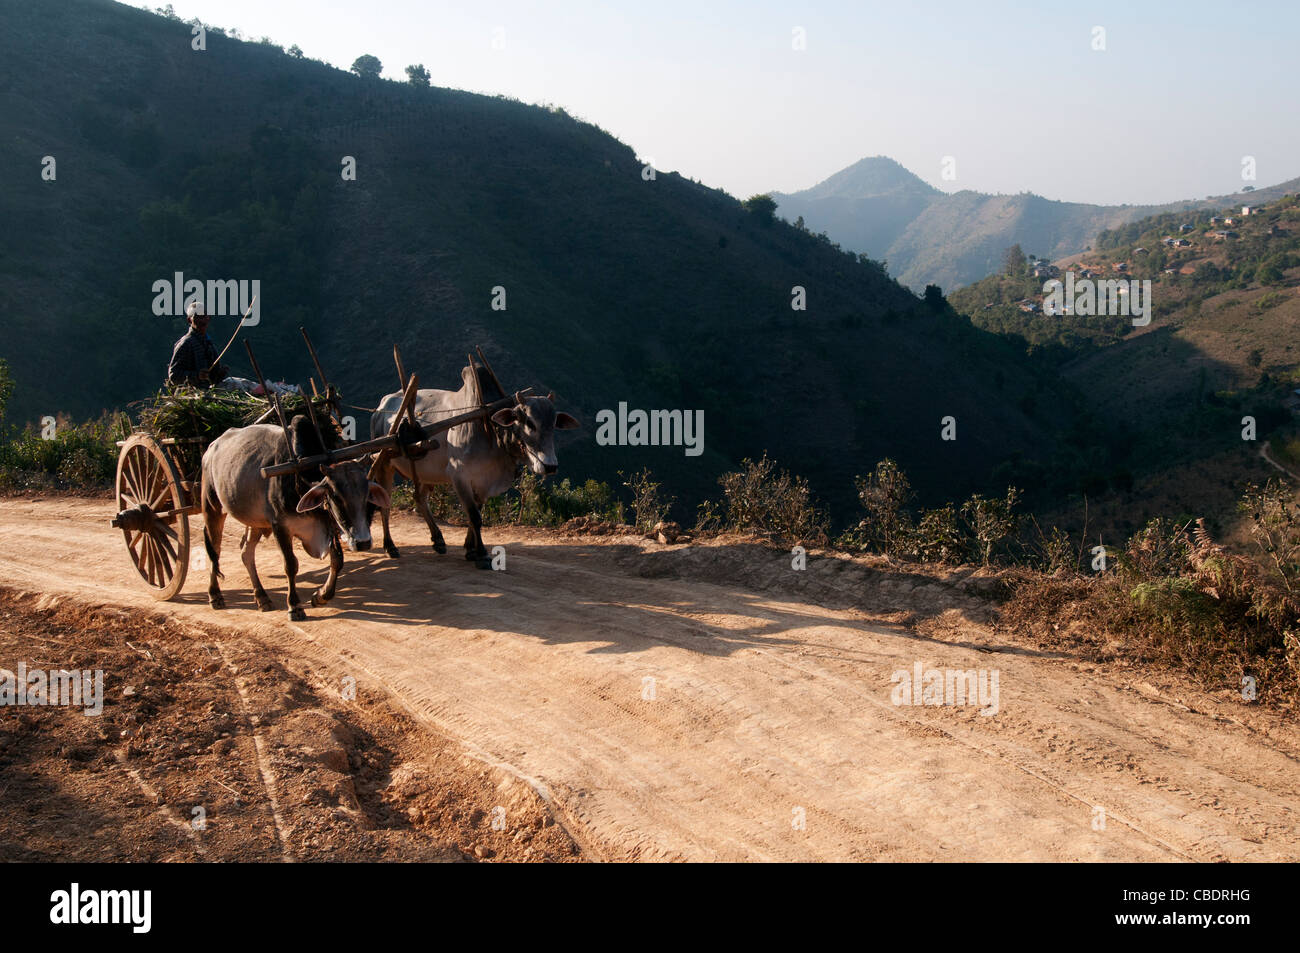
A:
[[116, 433, 190, 601]]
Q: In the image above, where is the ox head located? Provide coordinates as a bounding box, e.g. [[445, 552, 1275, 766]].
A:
[[491, 392, 579, 477], [296, 460, 390, 552]]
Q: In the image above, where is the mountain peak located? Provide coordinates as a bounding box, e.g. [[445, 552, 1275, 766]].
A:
[[796, 156, 940, 201]]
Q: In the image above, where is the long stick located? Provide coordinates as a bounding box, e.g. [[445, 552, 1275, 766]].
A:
[[244, 341, 295, 463], [393, 345, 407, 390], [301, 383, 329, 452], [300, 327, 331, 394], [475, 345, 506, 398], [208, 294, 259, 373]]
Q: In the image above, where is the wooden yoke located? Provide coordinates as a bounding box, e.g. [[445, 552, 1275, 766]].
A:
[[367, 373, 421, 482]]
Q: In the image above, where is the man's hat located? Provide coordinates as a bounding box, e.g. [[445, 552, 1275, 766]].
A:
[[186, 300, 207, 319]]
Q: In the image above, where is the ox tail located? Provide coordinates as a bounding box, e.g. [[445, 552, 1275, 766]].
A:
[[200, 469, 225, 580], [203, 526, 224, 580]]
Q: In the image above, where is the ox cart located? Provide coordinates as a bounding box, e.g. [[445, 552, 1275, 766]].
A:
[[110, 335, 528, 601]]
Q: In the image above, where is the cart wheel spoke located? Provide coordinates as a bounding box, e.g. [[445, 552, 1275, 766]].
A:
[[130, 449, 147, 501], [153, 532, 174, 578], [141, 534, 157, 586], [149, 535, 165, 587], [154, 527, 177, 564], [142, 453, 163, 508], [148, 471, 171, 510], [150, 535, 169, 587], [134, 453, 152, 510], [122, 451, 141, 506]]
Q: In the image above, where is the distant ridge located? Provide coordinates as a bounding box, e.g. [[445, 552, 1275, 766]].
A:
[[772, 158, 1300, 291]]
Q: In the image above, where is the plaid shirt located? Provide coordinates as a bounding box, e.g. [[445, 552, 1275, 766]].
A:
[[167, 329, 218, 387]]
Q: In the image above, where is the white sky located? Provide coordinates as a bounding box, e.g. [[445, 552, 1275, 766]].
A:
[[131, 0, 1300, 204]]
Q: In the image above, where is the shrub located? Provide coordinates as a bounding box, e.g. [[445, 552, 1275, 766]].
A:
[[1117, 517, 1194, 579], [1129, 577, 1216, 636], [0, 413, 122, 490], [710, 454, 828, 545], [0, 358, 14, 422], [909, 504, 963, 563], [847, 458, 914, 557], [1239, 478, 1300, 593], [960, 487, 1021, 566], [1026, 517, 1077, 573], [621, 468, 673, 534], [394, 473, 622, 528]]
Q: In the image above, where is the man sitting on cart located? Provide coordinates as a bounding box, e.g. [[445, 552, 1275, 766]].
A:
[[167, 301, 229, 389]]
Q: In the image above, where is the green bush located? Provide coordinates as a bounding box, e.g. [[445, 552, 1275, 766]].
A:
[[0, 414, 122, 490], [621, 468, 673, 534], [706, 454, 828, 545], [909, 504, 963, 563], [0, 358, 14, 422], [395, 472, 623, 528], [846, 458, 914, 556], [960, 487, 1021, 566]]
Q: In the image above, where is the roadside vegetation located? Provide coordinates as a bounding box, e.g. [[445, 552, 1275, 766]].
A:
[[459, 452, 1300, 705], [0, 362, 121, 491], [3, 343, 1298, 704]]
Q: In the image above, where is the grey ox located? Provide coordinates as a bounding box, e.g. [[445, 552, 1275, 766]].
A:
[[370, 364, 578, 565], [201, 415, 389, 620]]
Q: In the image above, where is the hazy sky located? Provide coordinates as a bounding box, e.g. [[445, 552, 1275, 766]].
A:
[[132, 0, 1299, 205]]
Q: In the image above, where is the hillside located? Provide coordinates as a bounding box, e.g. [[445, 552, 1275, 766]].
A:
[[948, 195, 1300, 540], [0, 0, 1096, 520], [772, 157, 1300, 292]]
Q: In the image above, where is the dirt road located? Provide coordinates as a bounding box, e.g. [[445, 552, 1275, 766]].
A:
[[1260, 443, 1300, 482], [3, 496, 1298, 861]]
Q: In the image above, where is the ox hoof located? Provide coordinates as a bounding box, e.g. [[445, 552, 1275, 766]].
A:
[[310, 591, 331, 608], [288, 605, 307, 622], [208, 594, 225, 610], [474, 558, 493, 571], [384, 544, 401, 559], [433, 541, 447, 555], [255, 595, 274, 612]]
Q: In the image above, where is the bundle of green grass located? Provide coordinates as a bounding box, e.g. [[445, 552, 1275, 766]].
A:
[[135, 388, 341, 447]]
